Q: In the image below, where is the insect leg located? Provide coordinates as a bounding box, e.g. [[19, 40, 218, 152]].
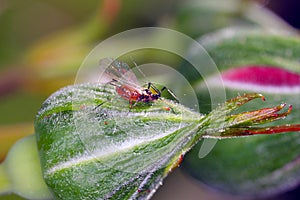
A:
[[94, 101, 106, 110], [94, 79, 120, 110], [148, 82, 161, 95], [160, 86, 179, 103]]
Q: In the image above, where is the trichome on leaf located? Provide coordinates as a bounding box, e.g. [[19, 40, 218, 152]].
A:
[[34, 84, 300, 200]]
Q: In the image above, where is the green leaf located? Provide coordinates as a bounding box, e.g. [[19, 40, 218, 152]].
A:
[[183, 29, 300, 197], [35, 83, 203, 200], [0, 135, 52, 200], [34, 83, 297, 200]]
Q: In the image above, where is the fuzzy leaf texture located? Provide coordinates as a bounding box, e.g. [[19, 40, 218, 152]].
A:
[[34, 82, 299, 200]]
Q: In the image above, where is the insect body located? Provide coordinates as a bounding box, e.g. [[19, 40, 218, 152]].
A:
[[100, 58, 171, 106], [114, 81, 162, 105]]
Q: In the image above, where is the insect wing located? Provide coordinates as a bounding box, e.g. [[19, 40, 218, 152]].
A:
[[99, 58, 140, 89]]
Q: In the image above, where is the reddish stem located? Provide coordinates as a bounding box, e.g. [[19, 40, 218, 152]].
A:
[[246, 124, 300, 135]]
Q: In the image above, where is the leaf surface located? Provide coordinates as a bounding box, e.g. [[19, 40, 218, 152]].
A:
[[35, 82, 298, 199], [184, 28, 300, 197]]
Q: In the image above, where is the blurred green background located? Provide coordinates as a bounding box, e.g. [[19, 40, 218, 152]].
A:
[[0, 0, 299, 199]]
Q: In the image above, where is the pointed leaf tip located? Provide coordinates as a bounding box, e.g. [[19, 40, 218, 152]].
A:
[[205, 94, 298, 138]]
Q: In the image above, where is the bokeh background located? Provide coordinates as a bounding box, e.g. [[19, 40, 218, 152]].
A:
[[0, 0, 299, 199]]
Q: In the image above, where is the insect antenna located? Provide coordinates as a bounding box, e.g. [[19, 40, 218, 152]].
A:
[[130, 57, 147, 80], [130, 57, 179, 100]]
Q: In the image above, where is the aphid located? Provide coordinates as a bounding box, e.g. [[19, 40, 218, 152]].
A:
[[100, 58, 177, 107]]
